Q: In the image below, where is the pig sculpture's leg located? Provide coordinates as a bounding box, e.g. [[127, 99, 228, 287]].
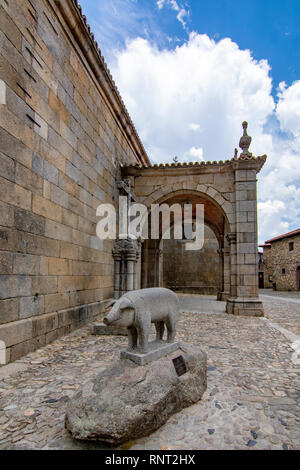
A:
[[137, 316, 151, 354], [166, 314, 176, 343], [155, 322, 165, 342], [127, 327, 138, 351]]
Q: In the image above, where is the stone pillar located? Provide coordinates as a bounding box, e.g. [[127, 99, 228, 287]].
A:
[[113, 253, 122, 299], [159, 249, 164, 287], [227, 233, 237, 298], [222, 246, 230, 300], [113, 238, 140, 299], [141, 241, 148, 289], [217, 248, 224, 301], [226, 122, 264, 317], [135, 243, 141, 290], [125, 253, 135, 292]]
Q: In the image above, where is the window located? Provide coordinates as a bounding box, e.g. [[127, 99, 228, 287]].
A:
[[289, 242, 294, 252], [282, 268, 286, 275]]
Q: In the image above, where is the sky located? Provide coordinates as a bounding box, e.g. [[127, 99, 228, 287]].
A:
[[79, 0, 300, 244]]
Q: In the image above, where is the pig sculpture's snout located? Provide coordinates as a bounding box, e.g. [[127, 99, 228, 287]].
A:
[[103, 317, 110, 325]]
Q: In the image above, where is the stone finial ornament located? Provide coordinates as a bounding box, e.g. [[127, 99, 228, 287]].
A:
[[239, 121, 253, 159]]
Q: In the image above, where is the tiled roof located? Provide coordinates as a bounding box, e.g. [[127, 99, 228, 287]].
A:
[[124, 155, 267, 169], [72, 1, 150, 165], [265, 228, 300, 244]]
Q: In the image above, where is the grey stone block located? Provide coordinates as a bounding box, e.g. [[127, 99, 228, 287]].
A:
[[0, 128, 33, 168], [65, 342, 207, 446], [14, 208, 45, 236], [66, 161, 83, 186], [0, 151, 15, 182], [44, 160, 59, 185], [121, 340, 180, 365], [32, 154, 44, 177]]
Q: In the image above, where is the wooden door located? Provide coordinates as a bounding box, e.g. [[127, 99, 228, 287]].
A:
[[258, 272, 264, 289]]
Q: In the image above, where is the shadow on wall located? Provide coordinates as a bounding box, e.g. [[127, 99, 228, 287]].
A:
[[163, 225, 219, 294]]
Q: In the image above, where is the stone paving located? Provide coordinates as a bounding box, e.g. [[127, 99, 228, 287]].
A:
[[260, 289, 300, 299], [178, 294, 226, 315], [261, 291, 300, 337], [0, 295, 299, 450]]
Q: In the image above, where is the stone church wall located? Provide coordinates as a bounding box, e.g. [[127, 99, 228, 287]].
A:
[[0, 0, 147, 363]]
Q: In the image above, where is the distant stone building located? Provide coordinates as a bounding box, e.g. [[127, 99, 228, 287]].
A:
[[259, 229, 300, 291]]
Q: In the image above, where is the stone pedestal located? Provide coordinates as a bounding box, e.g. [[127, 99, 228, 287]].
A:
[[226, 298, 264, 317], [217, 292, 230, 301], [121, 341, 180, 366]]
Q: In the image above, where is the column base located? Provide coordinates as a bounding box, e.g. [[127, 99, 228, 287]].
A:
[[217, 291, 230, 301], [226, 298, 264, 317]]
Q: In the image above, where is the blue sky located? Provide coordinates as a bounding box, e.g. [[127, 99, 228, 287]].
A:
[[80, 0, 300, 95], [79, 0, 300, 243]]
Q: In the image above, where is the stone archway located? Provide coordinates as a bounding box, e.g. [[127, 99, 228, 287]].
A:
[[122, 151, 266, 317], [139, 188, 230, 301]]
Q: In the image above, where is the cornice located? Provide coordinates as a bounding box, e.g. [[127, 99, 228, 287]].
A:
[[123, 155, 267, 176]]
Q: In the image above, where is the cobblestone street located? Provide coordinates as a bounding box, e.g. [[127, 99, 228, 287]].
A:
[[0, 294, 299, 450]]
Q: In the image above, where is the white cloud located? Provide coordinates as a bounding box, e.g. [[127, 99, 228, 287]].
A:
[[189, 123, 201, 132], [276, 80, 300, 137], [112, 33, 274, 162], [156, 0, 189, 31], [258, 200, 288, 242], [110, 33, 300, 243], [188, 146, 204, 161]]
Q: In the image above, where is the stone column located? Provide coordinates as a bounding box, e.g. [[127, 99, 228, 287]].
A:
[[135, 243, 141, 290], [226, 122, 264, 316], [113, 253, 122, 299], [222, 246, 230, 300], [227, 233, 237, 299], [141, 241, 148, 288], [217, 248, 224, 301], [226, 168, 264, 316], [158, 248, 164, 287], [112, 238, 140, 298], [126, 252, 136, 292]]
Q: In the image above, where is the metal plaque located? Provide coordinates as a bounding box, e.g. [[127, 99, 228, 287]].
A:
[[172, 355, 187, 377]]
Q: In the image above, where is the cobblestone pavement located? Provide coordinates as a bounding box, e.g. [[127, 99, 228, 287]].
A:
[[0, 295, 299, 450], [260, 289, 300, 299], [178, 294, 226, 314], [261, 293, 300, 337]]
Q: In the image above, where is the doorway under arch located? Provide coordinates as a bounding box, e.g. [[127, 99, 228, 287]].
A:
[[162, 224, 219, 294], [140, 190, 231, 301]]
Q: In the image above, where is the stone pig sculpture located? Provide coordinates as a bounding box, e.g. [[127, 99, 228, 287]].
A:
[[104, 288, 180, 354]]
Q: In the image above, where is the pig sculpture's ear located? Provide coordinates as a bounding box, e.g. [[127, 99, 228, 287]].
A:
[[105, 300, 116, 309], [119, 298, 133, 310]]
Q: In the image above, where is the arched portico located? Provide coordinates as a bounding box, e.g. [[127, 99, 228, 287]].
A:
[[139, 188, 230, 300], [122, 147, 266, 316]]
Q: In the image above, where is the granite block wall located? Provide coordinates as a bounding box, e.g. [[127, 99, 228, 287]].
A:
[[0, 0, 146, 363]]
